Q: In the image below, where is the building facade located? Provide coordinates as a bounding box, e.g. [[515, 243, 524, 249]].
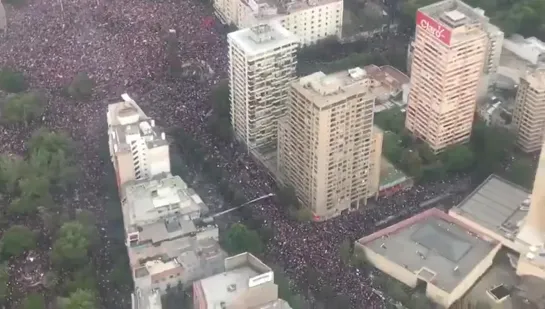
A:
[[228, 23, 299, 152], [512, 68, 545, 153], [405, 0, 488, 152], [278, 67, 378, 220], [107, 94, 170, 187], [216, 0, 343, 46]]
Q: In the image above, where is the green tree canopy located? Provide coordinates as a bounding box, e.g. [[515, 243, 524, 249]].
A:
[[0, 68, 27, 93], [51, 221, 91, 268], [374, 109, 406, 134], [2, 93, 44, 125], [0, 263, 8, 304], [58, 289, 97, 309], [400, 148, 423, 177], [1, 225, 36, 258], [223, 223, 263, 255], [0, 155, 26, 194], [507, 157, 535, 189], [441, 145, 475, 172], [339, 239, 353, 264], [67, 72, 95, 100], [21, 293, 46, 309]]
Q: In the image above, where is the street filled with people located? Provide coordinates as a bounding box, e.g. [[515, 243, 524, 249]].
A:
[[0, 0, 474, 308]]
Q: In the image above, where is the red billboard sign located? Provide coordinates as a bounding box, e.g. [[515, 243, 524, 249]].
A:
[[416, 11, 451, 45]]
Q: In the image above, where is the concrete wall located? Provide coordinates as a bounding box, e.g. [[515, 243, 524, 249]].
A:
[[516, 257, 545, 280], [447, 243, 501, 307], [425, 282, 450, 308], [359, 245, 418, 288]]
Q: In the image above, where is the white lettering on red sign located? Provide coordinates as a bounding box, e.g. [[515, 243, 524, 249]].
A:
[[420, 19, 446, 40]]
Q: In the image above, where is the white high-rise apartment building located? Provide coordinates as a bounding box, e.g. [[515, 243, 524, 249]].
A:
[[107, 94, 170, 187], [512, 68, 545, 153], [215, 0, 343, 46], [278, 68, 379, 220], [405, 0, 488, 152], [228, 23, 299, 152]]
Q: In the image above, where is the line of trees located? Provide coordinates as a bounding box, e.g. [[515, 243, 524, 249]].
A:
[[374, 108, 536, 187]]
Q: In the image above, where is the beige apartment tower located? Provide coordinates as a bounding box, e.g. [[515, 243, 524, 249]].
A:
[[278, 68, 378, 220], [405, 0, 488, 152], [512, 68, 545, 153], [228, 23, 299, 153]]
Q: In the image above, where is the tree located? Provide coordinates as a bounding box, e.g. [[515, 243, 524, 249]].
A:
[[0, 263, 8, 304], [21, 293, 46, 309], [277, 185, 300, 209], [58, 289, 97, 309], [28, 129, 73, 155], [8, 175, 53, 215], [374, 109, 406, 134], [507, 157, 535, 189], [1, 225, 36, 258], [399, 148, 422, 177], [61, 265, 98, 295], [67, 72, 95, 100], [471, 122, 515, 177], [1, 93, 44, 125], [441, 145, 475, 173], [223, 223, 263, 255], [350, 245, 368, 268], [51, 221, 91, 268], [0, 155, 25, 194], [0, 68, 27, 93]]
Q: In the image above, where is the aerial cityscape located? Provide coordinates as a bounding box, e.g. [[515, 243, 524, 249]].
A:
[[0, 0, 544, 308]]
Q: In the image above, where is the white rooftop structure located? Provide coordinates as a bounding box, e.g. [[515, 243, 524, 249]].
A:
[[227, 23, 298, 57], [132, 288, 162, 309], [503, 35, 545, 65], [194, 253, 293, 309]]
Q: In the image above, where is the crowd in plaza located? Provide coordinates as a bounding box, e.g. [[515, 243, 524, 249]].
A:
[[0, 0, 473, 307]]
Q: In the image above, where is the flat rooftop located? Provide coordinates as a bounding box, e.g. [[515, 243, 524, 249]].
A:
[[450, 175, 530, 241], [379, 156, 408, 189], [201, 266, 259, 306], [247, 0, 341, 18], [463, 248, 545, 309], [122, 174, 207, 232], [294, 68, 380, 108], [524, 69, 545, 91], [107, 95, 168, 150], [360, 208, 498, 292], [228, 23, 298, 57]]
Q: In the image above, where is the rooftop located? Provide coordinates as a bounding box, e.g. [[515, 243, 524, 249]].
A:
[[228, 23, 298, 56], [107, 94, 168, 151], [132, 289, 162, 309], [524, 68, 545, 91], [462, 248, 545, 309], [360, 208, 498, 292], [379, 156, 408, 189], [450, 175, 530, 241], [198, 253, 276, 309], [132, 227, 225, 279], [294, 67, 381, 107], [121, 174, 208, 233], [245, 0, 341, 19]]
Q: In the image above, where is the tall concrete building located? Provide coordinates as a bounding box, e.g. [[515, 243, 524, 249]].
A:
[[215, 0, 343, 46], [278, 67, 379, 220], [512, 68, 545, 153], [228, 23, 299, 152], [107, 94, 170, 187], [405, 0, 489, 152]]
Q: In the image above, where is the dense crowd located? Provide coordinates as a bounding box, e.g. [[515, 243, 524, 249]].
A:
[[0, 0, 472, 308]]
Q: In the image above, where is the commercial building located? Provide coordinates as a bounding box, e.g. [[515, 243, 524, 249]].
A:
[[357, 208, 501, 308], [107, 94, 170, 187], [503, 35, 545, 66], [193, 252, 292, 309], [228, 23, 298, 152], [512, 68, 545, 153], [277, 67, 379, 220], [215, 0, 343, 46], [405, 0, 489, 152]]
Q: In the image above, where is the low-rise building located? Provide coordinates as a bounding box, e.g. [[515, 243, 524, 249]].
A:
[[357, 208, 501, 308], [503, 35, 545, 66], [193, 252, 292, 309], [217, 0, 343, 46], [121, 174, 209, 245]]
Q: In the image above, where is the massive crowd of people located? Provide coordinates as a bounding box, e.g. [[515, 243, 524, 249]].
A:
[[0, 0, 473, 308]]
